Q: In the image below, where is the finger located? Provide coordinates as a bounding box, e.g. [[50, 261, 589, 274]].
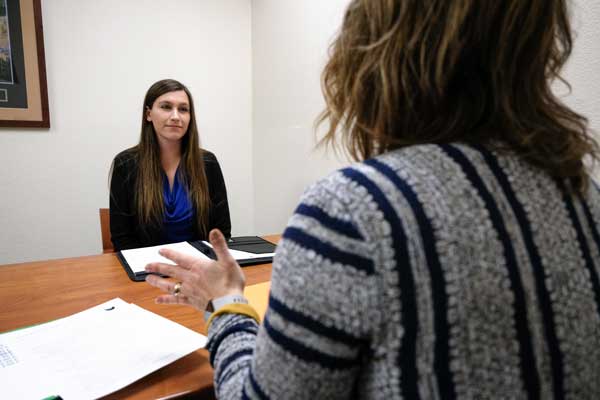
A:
[[145, 262, 190, 281], [158, 249, 202, 271], [209, 229, 237, 265], [145, 274, 179, 294], [155, 294, 192, 305]]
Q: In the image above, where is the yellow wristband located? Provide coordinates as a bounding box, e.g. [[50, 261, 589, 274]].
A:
[[206, 303, 261, 328]]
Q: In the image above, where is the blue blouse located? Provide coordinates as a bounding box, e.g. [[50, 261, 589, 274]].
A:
[[162, 169, 194, 243]]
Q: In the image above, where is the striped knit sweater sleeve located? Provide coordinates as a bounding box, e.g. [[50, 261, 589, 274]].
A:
[[207, 166, 379, 399], [207, 143, 600, 399]]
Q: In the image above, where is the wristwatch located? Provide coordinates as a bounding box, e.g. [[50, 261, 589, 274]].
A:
[[204, 294, 248, 321]]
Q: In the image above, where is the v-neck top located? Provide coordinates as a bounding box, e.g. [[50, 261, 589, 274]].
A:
[[162, 167, 194, 243]]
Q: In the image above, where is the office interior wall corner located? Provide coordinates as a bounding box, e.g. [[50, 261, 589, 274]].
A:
[[560, 0, 600, 180], [251, 0, 350, 236]]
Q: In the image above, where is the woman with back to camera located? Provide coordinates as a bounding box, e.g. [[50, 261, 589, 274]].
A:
[[145, 1, 600, 398], [109, 79, 231, 251]]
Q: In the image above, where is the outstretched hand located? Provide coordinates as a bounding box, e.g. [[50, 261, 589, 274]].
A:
[[144, 229, 245, 312]]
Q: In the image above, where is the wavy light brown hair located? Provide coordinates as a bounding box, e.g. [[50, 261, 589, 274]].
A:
[[135, 79, 210, 236], [318, 0, 598, 192]]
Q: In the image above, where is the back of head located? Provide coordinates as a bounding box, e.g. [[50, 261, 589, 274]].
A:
[[319, 0, 598, 192]]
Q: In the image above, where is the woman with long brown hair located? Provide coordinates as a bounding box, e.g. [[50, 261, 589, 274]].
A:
[[146, 1, 599, 398], [110, 79, 231, 250]]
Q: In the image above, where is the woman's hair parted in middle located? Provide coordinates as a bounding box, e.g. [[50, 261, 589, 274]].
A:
[[318, 0, 598, 192], [136, 78, 211, 236]]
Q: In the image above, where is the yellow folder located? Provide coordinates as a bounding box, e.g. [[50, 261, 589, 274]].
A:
[[244, 281, 271, 320]]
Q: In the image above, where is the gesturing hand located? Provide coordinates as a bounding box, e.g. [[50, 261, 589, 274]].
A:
[[144, 229, 246, 312]]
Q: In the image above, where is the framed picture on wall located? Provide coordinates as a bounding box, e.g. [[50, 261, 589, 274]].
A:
[[0, 0, 49, 128]]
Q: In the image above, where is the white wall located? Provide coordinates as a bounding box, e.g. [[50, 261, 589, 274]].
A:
[[562, 0, 600, 180], [0, 0, 253, 264], [251, 0, 349, 235]]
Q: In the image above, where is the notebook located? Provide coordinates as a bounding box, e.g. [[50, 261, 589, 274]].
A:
[[117, 236, 277, 281]]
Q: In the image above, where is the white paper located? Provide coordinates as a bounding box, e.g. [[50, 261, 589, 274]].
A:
[[0, 298, 207, 400], [202, 241, 275, 260], [121, 241, 210, 273]]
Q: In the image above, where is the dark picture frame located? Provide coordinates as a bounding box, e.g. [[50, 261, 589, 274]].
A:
[[0, 0, 49, 128]]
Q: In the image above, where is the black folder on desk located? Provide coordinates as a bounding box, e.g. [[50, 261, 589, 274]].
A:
[[118, 236, 277, 282]]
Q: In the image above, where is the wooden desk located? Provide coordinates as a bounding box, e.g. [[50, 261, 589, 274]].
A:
[[0, 235, 278, 400]]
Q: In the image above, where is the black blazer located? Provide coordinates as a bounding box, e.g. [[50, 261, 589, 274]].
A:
[[109, 148, 231, 251]]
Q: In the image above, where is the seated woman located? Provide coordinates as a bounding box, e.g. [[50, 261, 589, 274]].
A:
[[109, 79, 231, 251]]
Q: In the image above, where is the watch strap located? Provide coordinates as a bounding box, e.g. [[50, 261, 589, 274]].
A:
[[212, 294, 248, 310], [204, 294, 248, 321]]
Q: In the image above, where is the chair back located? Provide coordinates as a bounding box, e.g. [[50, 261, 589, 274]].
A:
[[99, 208, 114, 253]]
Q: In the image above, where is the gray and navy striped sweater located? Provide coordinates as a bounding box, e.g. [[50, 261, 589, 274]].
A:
[[207, 143, 600, 399]]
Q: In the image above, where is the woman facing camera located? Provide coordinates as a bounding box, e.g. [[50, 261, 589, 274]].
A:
[[109, 79, 231, 251], [146, 1, 599, 399]]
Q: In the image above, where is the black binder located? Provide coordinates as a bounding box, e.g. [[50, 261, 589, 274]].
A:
[[118, 236, 277, 282]]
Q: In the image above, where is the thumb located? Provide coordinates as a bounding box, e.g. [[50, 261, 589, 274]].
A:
[[209, 229, 237, 265]]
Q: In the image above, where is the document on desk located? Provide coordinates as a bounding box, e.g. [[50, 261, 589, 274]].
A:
[[118, 237, 277, 282], [121, 241, 210, 274], [0, 298, 207, 400]]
